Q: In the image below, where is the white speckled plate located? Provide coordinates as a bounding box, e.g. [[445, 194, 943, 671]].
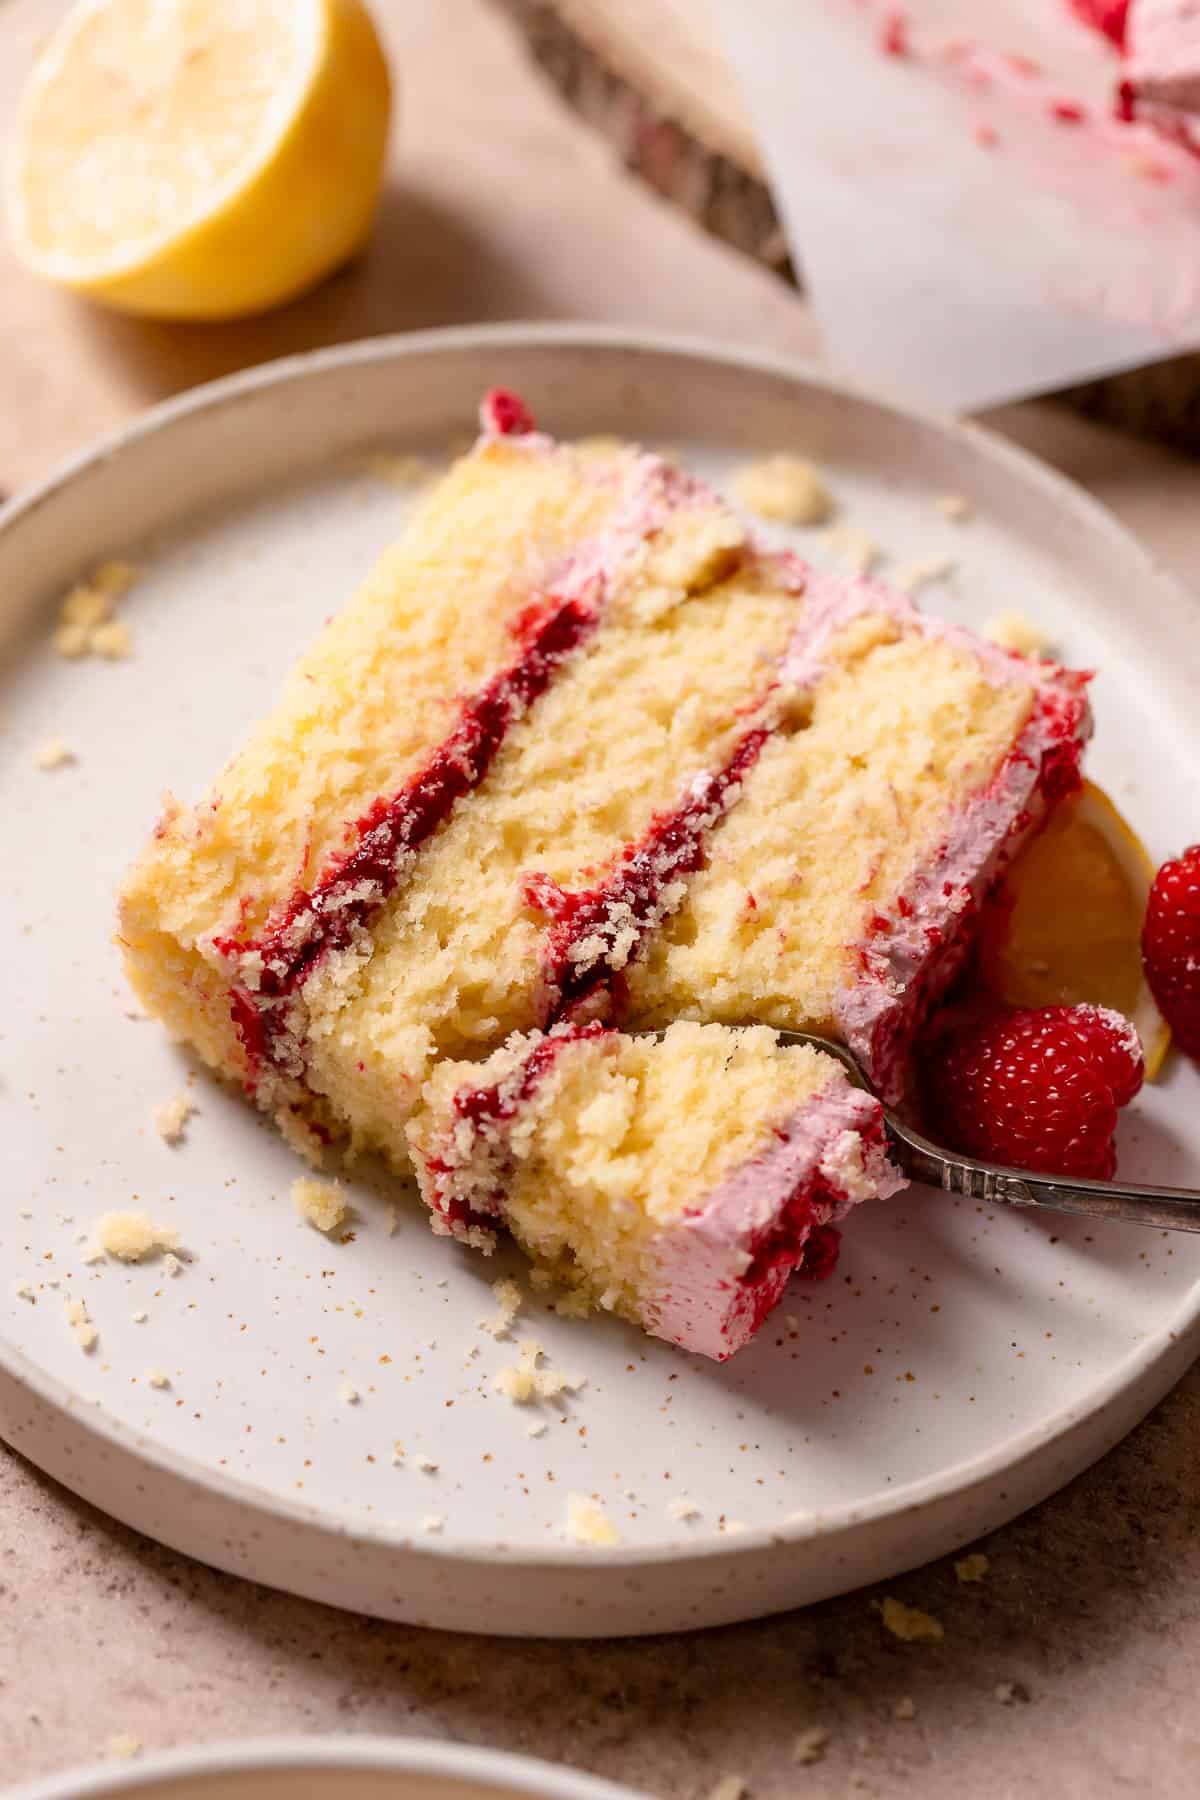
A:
[[9, 1736, 648, 1800], [2, 325, 1198, 1637]]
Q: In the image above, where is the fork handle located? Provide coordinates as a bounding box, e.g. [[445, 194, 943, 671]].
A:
[[896, 1135, 1200, 1233]]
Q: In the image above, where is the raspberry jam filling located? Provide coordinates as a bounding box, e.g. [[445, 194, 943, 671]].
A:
[[426, 1022, 611, 1235], [216, 594, 603, 1077], [734, 1194, 845, 1339], [452, 1023, 606, 1134], [422, 1029, 611, 1238], [1067, 0, 1129, 50], [523, 726, 771, 1020]]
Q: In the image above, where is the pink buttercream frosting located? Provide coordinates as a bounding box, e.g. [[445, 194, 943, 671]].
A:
[[642, 1076, 906, 1360]]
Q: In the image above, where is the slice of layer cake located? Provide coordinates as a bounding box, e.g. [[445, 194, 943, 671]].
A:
[[119, 390, 1091, 1352], [407, 1021, 905, 1359]]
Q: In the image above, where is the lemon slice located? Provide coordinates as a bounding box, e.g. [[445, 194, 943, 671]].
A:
[[977, 778, 1170, 1078], [6, 0, 391, 320]]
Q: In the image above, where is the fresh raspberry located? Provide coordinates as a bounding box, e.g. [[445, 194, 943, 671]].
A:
[[1142, 845, 1200, 1057], [918, 1004, 1144, 1180]]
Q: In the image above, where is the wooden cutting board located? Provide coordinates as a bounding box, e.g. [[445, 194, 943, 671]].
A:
[[498, 0, 1200, 452]]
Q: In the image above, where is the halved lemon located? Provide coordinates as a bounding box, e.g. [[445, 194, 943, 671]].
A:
[[977, 778, 1170, 1078], [6, 0, 391, 320]]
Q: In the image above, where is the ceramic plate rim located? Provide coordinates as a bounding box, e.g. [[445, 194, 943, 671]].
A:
[[6, 1734, 652, 1800], [3, 320, 1198, 1579]]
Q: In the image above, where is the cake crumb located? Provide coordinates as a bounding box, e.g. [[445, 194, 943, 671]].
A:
[[95, 1210, 179, 1263], [984, 609, 1057, 658], [494, 1338, 579, 1403], [732, 454, 835, 526], [894, 554, 955, 594], [565, 1493, 621, 1547], [154, 1092, 195, 1144], [90, 619, 133, 660], [339, 1381, 359, 1405], [146, 1368, 170, 1389], [878, 1596, 944, 1642], [955, 1551, 990, 1584], [421, 1514, 445, 1534], [793, 1726, 830, 1765], [936, 492, 971, 521], [668, 1496, 700, 1521], [53, 561, 139, 660], [106, 1734, 143, 1761], [131, 1310, 148, 1324], [51, 621, 92, 659], [58, 584, 113, 632], [481, 1276, 524, 1338], [414, 1455, 439, 1473], [893, 1696, 917, 1720], [822, 524, 880, 576], [292, 1176, 348, 1234], [526, 1420, 547, 1438], [494, 1341, 540, 1402], [162, 1252, 182, 1277], [66, 1297, 97, 1352], [14, 1281, 35, 1302], [92, 559, 139, 598], [35, 736, 75, 770], [720, 1518, 748, 1535], [708, 1778, 747, 1800]]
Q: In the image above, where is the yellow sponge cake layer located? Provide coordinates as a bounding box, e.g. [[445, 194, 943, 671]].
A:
[[407, 1021, 904, 1358], [303, 552, 799, 1154], [124, 435, 618, 948], [628, 574, 1089, 1095]]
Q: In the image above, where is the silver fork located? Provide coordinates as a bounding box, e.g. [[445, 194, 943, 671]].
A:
[[766, 1030, 1200, 1234]]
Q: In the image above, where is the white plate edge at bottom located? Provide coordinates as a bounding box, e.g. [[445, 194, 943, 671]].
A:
[[6, 1734, 652, 1800]]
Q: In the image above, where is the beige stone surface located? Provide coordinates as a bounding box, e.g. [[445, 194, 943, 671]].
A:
[[2, 0, 1200, 1794]]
